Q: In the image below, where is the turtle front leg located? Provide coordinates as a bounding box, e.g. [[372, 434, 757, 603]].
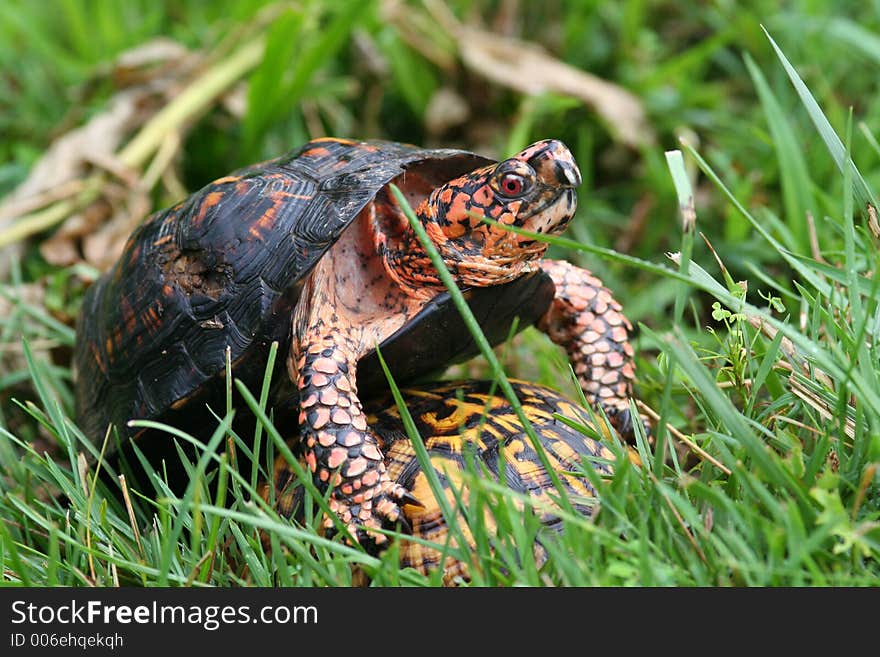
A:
[[290, 332, 413, 547], [537, 259, 648, 441]]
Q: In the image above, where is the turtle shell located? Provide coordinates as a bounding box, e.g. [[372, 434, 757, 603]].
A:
[[270, 378, 619, 583], [74, 138, 556, 445]]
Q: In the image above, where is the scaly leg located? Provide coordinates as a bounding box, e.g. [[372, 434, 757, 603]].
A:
[[292, 332, 415, 546], [537, 259, 648, 440]]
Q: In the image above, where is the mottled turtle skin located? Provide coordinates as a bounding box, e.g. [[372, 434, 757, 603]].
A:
[[267, 379, 622, 584], [74, 137, 641, 546]]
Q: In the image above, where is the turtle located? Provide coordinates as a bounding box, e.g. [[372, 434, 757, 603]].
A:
[[74, 137, 642, 547], [266, 378, 628, 584]]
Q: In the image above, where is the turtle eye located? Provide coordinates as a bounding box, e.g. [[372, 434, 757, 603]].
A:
[[497, 173, 530, 198]]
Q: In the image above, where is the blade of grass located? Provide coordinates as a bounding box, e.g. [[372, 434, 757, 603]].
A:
[[658, 149, 696, 474], [243, 2, 368, 153], [140, 414, 233, 585], [763, 26, 878, 211], [0, 517, 32, 586], [250, 341, 278, 493], [374, 346, 471, 571], [389, 182, 576, 515], [745, 53, 815, 250], [647, 324, 814, 513], [233, 379, 357, 548]]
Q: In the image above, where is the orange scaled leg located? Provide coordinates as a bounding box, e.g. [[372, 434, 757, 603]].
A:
[[295, 333, 415, 546], [538, 259, 648, 441]]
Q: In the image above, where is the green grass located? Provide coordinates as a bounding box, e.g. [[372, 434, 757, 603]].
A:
[[1, 1, 879, 586]]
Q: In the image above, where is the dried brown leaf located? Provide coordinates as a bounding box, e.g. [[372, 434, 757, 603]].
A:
[[868, 204, 880, 239], [1, 39, 192, 218], [0, 89, 147, 222], [0, 38, 197, 275], [82, 191, 152, 270], [402, 0, 654, 146], [456, 28, 654, 148], [112, 37, 190, 85], [425, 87, 470, 136], [788, 374, 855, 441], [746, 314, 836, 391]]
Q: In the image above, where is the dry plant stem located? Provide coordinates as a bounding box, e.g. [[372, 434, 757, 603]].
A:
[[0, 38, 265, 249], [0, 179, 87, 222], [806, 212, 829, 265], [770, 413, 826, 436], [771, 359, 854, 441], [109, 547, 119, 587], [715, 378, 753, 389], [867, 203, 880, 239], [71, 566, 96, 587], [852, 464, 877, 518], [0, 186, 100, 249], [76, 453, 96, 582], [185, 552, 215, 586], [118, 39, 264, 170], [142, 131, 183, 191], [118, 474, 145, 558], [636, 400, 732, 476], [747, 315, 836, 390], [651, 471, 708, 563], [787, 373, 856, 441]]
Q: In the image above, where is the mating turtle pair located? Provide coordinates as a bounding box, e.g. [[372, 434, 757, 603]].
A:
[[74, 137, 640, 551]]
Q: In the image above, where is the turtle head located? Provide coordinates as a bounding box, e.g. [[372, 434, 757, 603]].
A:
[[414, 139, 581, 286]]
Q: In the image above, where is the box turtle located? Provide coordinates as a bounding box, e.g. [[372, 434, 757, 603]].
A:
[[267, 378, 624, 584], [74, 137, 641, 546]]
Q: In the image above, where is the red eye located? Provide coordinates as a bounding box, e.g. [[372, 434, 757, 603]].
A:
[[500, 174, 525, 196]]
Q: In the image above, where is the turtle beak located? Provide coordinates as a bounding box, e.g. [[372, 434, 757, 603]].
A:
[[520, 139, 581, 190], [555, 158, 582, 188], [512, 140, 580, 236]]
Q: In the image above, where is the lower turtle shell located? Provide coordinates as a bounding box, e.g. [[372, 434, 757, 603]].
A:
[[269, 379, 624, 584]]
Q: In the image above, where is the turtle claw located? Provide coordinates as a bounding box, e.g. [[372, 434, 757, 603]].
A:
[[375, 484, 419, 534], [396, 513, 413, 535], [610, 406, 652, 445], [324, 479, 414, 550], [374, 483, 415, 534], [401, 490, 424, 508]]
